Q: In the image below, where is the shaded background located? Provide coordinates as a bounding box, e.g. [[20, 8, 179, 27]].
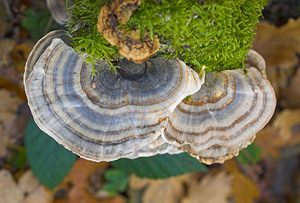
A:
[[0, 0, 300, 202]]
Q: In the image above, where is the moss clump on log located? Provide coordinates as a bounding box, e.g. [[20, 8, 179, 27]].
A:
[[68, 0, 266, 72]]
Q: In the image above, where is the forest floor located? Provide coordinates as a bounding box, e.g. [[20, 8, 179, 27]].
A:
[[1, 0, 300, 203]]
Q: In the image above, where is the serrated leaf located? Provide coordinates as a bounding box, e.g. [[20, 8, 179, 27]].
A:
[[112, 153, 207, 179], [22, 9, 51, 41], [25, 119, 77, 189], [237, 144, 261, 165], [21, 9, 60, 41], [103, 169, 128, 195]]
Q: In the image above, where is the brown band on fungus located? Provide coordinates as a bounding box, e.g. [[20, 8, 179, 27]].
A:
[[97, 0, 160, 63]]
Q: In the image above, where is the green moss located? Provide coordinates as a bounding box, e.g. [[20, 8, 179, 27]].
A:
[[68, 0, 119, 72], [68, 0, 266, 72]]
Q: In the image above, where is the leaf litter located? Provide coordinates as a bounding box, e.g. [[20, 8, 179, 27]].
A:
[[1, 0, 300, 202]]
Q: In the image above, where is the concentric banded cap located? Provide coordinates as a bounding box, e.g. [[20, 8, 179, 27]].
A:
[[24, 32, 203, 161], [164, 50, 276, 164]]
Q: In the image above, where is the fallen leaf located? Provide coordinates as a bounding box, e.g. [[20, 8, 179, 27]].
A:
[[0, 89, 23, 157], [25, 119, 77, 189], [225, 161, 260, 203], [142, 175, 188, 203], [112, 153, 207, 179], [129, 175, 151, 190], [21, 8, 55, 41], [256, 109, 300, 158], [11, 43, 33, 62], [273, 109, 300, 145], [0, 133, 12, 158], [253, 19, 300, 70], [57, 159, 109, 203], [11, 42, 33, 73], [19, 170, 53, 203], [280, 65, 300, 108], [256, 127, 282, 157], [102, 169, 128, 195], [0, 170, 23, 203], [182, 171, 232, 203], [97, 196, 126, 203], [128, 175, 152, 203], [253, 18, 300, 106], [237, 144, 262, 165], [0, 169, 52, 203], [128, 174, 191, 203], [0, 39, 16, 68], [0, 77, 27, 100], [232, 173, 259, 203], [0, 89, 23, 113]]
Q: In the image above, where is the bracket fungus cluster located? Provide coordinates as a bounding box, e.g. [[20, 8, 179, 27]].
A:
[[24, 0, 277, 164], [24, 31, 202, 161]]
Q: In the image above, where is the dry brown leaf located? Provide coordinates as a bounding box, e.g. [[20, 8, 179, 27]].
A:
[[128, 176, 153, 203], [0, 89, 22, 157], [52, 196, 126, 203], [256, 109, 300, 157], [182, 172, 232, 203], [280, 66, 300, 108], [0, 170, 23, 203], [0, 77, 27, 100], [129, 174, 190, 203], [129, 175, 151, 190], [232, 173, 259, 203], [253, 19, 300, 69], [97, 196, 126, 203], [19, 171, 53, 203], [255, 127, 281, 158], [0, 39, 16, 67], [0, 89, 22, 113], [0, 169, 52, 203], [225, 161, 260, 203], [0, 41, 31, 100], [142, 176, 187, 203], [57, 159, 109, 203], [11, 42, 33, 73], [253, 18, 300, 104], [273, 109, 300, 144], [0, 133, 11, 158]]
